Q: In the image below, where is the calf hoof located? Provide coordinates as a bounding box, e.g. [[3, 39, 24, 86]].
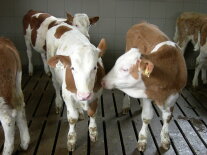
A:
[[67, 132, 76, 151], [67, 142, 76, 152], [137, 141, 147, 152], [161, 141, 170, 150], [122, 107, 130, 115], [89, 127, 98, 142], [20, 140, 30, 151]]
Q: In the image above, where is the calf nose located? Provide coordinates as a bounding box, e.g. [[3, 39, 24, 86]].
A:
[[77, 92, 91, 100]]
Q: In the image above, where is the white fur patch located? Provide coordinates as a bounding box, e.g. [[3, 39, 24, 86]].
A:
[[151, 41, 176, 53], [56, 60, 65, 69]]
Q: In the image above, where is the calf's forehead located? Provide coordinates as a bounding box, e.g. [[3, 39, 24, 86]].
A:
[[116, 49, 140, 67], [71, 47, 99, 70]]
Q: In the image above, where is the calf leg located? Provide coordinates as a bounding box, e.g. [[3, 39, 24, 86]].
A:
[[157, 93, 179, 150], [25, 39, 33, 76], [0, 110, 16, 155], [193, 63, 203, 87], [179, 39, 189, 55], [16, 108, 30, 150], [66, 102, 78, 151], [41, 53, 51, 76], [51, 73, 63, 114], [137, 98, 153, 152], [122, 95, 130, 114]]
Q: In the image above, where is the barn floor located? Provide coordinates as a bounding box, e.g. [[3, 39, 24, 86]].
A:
[[0, 70, 207, 155]]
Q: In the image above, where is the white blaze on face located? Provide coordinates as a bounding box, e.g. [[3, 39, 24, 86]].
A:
[[73, 14, 90, 38], [70, 45, 99, 100], [103, 48, 141, 89]]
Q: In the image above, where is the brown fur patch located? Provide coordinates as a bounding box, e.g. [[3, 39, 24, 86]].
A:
[[24, 12, 51, 46], [87, 98, 98, 117], [94, 63, 105, 92], [125, 22, 169, 54], [54, 26, 72, 39], [142, 45, 187, 105], [23, 10, 38, 35], [48, 21, 58, 29], [65, 67, 77, 93], [0, 38, 22, 108]]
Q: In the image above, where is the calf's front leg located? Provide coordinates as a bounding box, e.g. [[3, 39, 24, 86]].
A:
[[66, 101, 79, 151], [137, 98, 153, 152], [88, 99, 98, 142]]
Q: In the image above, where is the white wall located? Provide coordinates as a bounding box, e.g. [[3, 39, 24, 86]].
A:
[[0, 0, 206, 70]]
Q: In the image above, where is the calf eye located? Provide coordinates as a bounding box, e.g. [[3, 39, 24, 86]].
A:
[[121, 68, 128, 72], [71, 67, 74, 70], [94, 66, 97, 70], [75, 24, 78, 27]]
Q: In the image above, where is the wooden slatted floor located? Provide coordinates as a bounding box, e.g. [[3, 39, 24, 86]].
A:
[[0, 70, 207, 155]]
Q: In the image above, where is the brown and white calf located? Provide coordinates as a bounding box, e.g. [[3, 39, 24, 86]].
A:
[[0, 38, 30, 155], [23, 9, 99, 76], [46, 22, 106, 151], [102, 23, 187, 151], [174, 12, 207, 87]]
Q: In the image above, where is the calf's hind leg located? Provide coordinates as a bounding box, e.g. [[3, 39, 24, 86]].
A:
[[157, 93, 179, 150]]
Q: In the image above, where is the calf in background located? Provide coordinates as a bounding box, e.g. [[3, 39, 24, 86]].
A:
[[23, 9, 99, 76], [174, 12, 207, 87]]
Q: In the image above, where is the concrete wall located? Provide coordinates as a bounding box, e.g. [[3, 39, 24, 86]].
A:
[[0, 0, 207, 71]]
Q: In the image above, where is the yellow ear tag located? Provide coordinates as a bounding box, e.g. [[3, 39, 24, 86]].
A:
[[144, 68, 150, 77]]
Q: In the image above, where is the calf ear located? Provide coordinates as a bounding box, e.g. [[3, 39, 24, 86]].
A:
[[89, 16, 99, 25], [66, 12, 74, 23], [97, 38, 107, 57], [48, 55, 71, 68], [138, 59, 154, 77]]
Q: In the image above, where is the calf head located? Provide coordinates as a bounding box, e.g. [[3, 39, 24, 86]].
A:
[[48, 39, 106, 101], [66, 12, 99, 38], [102, 48, 154, 90]]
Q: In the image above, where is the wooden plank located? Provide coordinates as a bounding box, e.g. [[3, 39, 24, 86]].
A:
[[181, 89, 207, 124], [36, 119, 59, 155], [102, 90, 123, 155], [34, 80, 55, 117], [113, 90, 141, 155], [20, 119, 45, 155], [174, 100, 207, 154], [54, 119, 68, 155], [25, 75, 48, 121]]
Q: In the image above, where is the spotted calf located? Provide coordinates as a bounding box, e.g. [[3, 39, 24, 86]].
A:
[[0, 38, 30, 155], [23, 9, 99, 76], [174, 12, 207, 87], [102, 23, 187, 151], [47, 23, 106, 151]]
